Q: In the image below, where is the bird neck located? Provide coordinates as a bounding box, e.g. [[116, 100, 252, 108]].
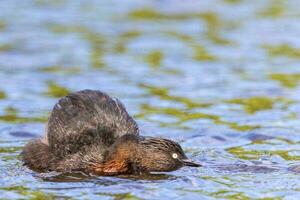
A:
[[90, 134, 142, 175]]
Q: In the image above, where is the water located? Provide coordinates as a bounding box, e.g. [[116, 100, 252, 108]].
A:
[[1, 0, 300, 199]]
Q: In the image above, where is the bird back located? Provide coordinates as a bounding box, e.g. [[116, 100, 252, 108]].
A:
[[46, 90, 139, 158]]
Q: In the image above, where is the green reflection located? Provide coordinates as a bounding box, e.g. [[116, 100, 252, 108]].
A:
[[114, 31, 142, 53], [34, 0, 66, 6], [140, 84, 211, 108], [264, 44, 300, 58], [270, 73, 300, 88], [286, 112, 297, 120], [128, 9, 231, 45], [227, 123, 260, 132], [165, 31, 194, 43], [39, 66, 81, 74], [137, 104, 259, 131], [0, 186, 56, 200], [224, 0, 242, 4], [45, 81, 70, 98], [97, 192, 142, 200], [201, 176, 234, 187], [84, 32, 106, 69], [258, 0, 285, 18], [48, 24, 86, 33], [145, 50, 163, 68], [120, 31, 142, 39], [211, 190, 251, 200], [193, 45, 216, 61], [128, 8, 216, 21], [228, 145, 300, 161], [0, 44, 14, 52], [228, 146, 262, 160], [0, 107, 47, 123], [128, 8, 172, 20], [0, 146, 22, 153], [0, 91, 6, 99], [226, 96, 292, 114], [48, 24, 106, 68], [181, 179, 259, 199], [165, 32, 218, 62], [0, 21, 6, 30], [200, 12, 232, 45]]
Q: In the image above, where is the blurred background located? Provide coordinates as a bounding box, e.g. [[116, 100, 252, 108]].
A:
[[1, 0, 300, 199]]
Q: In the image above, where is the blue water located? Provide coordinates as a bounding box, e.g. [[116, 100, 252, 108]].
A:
[[1, 0, 300, 199]]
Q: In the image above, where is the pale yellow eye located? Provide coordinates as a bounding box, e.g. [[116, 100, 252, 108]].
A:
[[172, 153, 178, 159]]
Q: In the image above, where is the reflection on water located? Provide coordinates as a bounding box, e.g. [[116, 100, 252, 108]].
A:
[[40, 171, 175, 183], [1, 0, 300, 199]]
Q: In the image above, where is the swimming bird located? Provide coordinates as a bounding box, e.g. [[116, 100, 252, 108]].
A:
[[21, 90, 200, 175]]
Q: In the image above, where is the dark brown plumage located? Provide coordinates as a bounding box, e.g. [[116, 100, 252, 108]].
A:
[[21, 90, 200, 175]]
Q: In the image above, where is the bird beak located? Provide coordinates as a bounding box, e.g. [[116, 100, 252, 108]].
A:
[[181, 158, 201, 167]]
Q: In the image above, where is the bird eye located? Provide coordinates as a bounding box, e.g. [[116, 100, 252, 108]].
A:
[[172, 153, 178, 159]]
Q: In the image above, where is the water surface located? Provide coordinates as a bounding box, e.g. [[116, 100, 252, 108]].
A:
[[1, 0, 300, 199]]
